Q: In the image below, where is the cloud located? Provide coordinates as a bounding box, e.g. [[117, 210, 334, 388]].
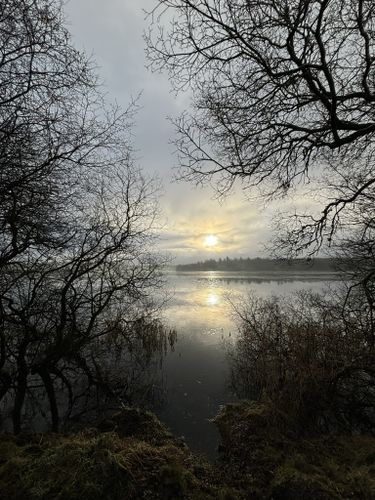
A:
[[158, 186, 272, 261], [65, 0, 280, 263]]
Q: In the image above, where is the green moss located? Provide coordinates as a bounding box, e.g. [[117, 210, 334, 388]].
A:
[[214, 402, 375, 499], [97, 406, 175, 445], [1, 404, 374, 499], [0, 408, 228, 500], [0, 433, 128, 500], [0, 437, 22, 461], [271, 466, 339, 499]]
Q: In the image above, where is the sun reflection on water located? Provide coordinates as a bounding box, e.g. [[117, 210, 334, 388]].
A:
[[206, 292, 220, 306]]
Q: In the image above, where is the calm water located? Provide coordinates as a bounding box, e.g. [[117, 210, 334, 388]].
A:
[[154, 271, 339, 458]]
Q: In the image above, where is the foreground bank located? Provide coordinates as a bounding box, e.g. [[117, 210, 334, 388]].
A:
[[1, 404, 374, 499]]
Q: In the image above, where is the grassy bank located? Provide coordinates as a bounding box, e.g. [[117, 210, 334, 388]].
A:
[[215, 402, 375, 499], [0, 408, 236, 500], [0, 404, 374, 499]]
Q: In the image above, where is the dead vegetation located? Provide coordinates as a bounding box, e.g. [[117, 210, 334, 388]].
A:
[[1, 405, 374, 500], [229, 289, 375, 435]]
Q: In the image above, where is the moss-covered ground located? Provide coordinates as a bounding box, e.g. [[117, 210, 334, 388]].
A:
[[215, 402, 375, 499], [0, 404, 374, 499]]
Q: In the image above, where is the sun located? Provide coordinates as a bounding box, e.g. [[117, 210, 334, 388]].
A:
[[203, 234, 219, 248]]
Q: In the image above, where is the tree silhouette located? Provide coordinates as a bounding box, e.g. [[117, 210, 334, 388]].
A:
[[0, 0, 168, 433], [147, 0, 375, 254]]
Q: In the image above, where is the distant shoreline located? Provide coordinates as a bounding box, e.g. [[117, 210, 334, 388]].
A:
[[174, 257, 351, 275], [168, 269, 345, 282]]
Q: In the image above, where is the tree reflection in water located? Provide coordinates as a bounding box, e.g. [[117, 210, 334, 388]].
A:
[[1, 319, 177, 432]]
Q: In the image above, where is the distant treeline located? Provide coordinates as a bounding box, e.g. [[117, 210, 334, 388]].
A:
[[175, 257, 347, 273]]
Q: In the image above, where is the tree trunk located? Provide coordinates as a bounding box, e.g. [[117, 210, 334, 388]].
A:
[[38, 367, 59, 433], [12, 359, 27, 434], [0, 371, 11, 403]]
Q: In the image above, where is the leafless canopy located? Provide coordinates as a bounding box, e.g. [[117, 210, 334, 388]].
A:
[[0, 0, 168, 433], [147, 0, 375, 430], [147, 0, 375, 252]]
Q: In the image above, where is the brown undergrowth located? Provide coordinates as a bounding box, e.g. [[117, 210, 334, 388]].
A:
[[0, 405, 374, 499], [215, 402, 375, 499]]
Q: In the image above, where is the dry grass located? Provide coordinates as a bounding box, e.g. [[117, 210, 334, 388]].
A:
[[215, 402, 375, 499], [1, 404, 374, 499], [229, 290, 375, 433], [0, 408, 238, 500]]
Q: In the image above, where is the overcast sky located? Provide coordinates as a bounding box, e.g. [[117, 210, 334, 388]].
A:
[[65, 0, 277, 263]]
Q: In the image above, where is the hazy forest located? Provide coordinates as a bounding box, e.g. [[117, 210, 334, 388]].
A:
[[175, 257, 342, 272], [1, 1, 375, 499]]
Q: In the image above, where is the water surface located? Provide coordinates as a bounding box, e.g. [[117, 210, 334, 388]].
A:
[[154, 271, 336, 457]]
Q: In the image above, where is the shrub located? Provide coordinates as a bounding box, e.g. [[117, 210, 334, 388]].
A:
[[229, 290, 375, 434]]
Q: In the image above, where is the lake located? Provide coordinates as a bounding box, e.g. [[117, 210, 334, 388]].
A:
[[153, 271, 341, 458], [0, 269, 340, 452]]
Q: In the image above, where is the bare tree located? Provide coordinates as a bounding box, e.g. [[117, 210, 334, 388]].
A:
[[0, 0, 169, 433], [147, 0, 375, 253], [0, 0, 96, 265], [147, 0, 375, 430], [1, 165, 168, 433]]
